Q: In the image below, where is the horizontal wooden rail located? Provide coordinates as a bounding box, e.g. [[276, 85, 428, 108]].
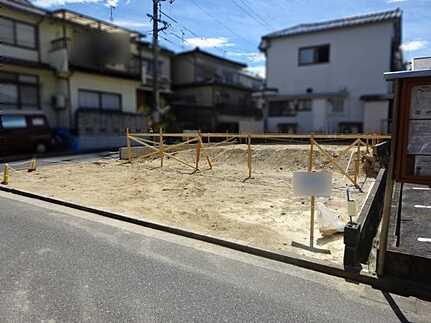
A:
[[129, 132, 391, 140]]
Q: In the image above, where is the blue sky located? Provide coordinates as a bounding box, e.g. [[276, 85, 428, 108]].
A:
[[32, 0, 431, 76]]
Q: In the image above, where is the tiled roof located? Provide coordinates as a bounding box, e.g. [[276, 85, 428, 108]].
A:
[[263, 9, 401, 39]]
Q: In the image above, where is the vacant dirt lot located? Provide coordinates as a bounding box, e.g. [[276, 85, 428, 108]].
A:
[[8, 144, 374, 263]]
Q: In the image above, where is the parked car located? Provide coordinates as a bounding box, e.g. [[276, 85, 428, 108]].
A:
[[0, 111, 54, 156]]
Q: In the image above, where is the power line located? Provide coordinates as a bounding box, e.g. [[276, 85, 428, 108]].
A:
[[159, 10, 230, 56], [238, 0, 275, 28], [189, 0, 257, 48], [231, 0, 271, 29]]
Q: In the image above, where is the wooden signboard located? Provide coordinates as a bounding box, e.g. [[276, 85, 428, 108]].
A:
[[395, 77, 431, 185]]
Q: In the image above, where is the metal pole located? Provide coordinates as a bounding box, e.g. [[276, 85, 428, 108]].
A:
[[152, 0, 160, 124], [309, 135, 315, 248]]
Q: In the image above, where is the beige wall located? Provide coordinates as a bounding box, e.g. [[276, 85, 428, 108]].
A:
[[69, 72, 139, 114]]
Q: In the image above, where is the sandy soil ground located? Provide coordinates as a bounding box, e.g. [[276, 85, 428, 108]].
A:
[[7, 144, 374, 263]]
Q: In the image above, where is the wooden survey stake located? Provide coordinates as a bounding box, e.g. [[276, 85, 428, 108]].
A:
[[291, 135, 331, 254]]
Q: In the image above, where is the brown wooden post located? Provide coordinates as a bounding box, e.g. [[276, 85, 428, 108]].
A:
[[198, 130, 212, 170], [126, 128, 132, 162], [309, 135, 315, 248], [195, 134, 201, 171], [159, 128, 164, 167], [1, 163, 9, 185], [354, 140, 360, 186], [247, 134, 252, 178]]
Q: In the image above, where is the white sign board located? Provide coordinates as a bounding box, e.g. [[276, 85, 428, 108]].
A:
[[293, 171, 332, 197]]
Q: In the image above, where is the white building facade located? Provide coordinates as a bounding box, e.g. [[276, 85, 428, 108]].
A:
[[259, 9, 403, 134]]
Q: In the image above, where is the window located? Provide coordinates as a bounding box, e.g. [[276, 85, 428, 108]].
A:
[[0, 16, 36, 49], [129, 56, 141, 75], [0, 72, 39, 110], [269, 101, 296, 117], [78, 90, 122, 111], [294, 99, 312, 112], [143, 59, 163, 77], [79, 91, 99, 109], [101, 93, 121, 110], [299, 45, 330, 65], [0, 17, 14, 44], [328, 97, 344, 114], [1, 115, 27, 129]]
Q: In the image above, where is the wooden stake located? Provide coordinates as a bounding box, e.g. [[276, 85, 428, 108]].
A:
[[198, 131, 212, 170], [126, 128, 132, 162], [195, 135, 201, 172], [291, 138, 331, 254], [354, 140, 360, 186], [28, 158, 37, 172], [1, 163, 9, 185], [159, 128, 164, 167], [247, 134, 252, 178]]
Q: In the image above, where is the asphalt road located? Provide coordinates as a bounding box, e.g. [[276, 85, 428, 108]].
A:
[[0, 193, 428, 322]]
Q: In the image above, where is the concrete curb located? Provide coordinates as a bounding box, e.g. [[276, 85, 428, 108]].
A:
[[3, 185, 431, 300]]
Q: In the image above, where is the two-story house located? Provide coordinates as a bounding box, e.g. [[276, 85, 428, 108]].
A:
[[259, 9, 403, 134], [171, 48, 263, 133], [0, 0, 173, 151]]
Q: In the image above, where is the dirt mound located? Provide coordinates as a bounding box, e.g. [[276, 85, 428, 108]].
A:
[[162, 144, 353, 173]]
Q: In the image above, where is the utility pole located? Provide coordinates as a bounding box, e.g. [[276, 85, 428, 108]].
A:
[[148, 0, 173, 126]]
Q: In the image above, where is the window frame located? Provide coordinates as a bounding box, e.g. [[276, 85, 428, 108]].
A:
[[298, 44, 330, 66], [0, 71, 40, 110], [0, 15, 38, 50], [328, 97, 344, 115], [78, 89, 122, 111]]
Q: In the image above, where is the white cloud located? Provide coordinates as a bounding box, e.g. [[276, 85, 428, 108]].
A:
[[401, 40, 429, 52], [228, 52, 265, 63], [32, 0, 102, 7], [387, 0, 407, 3], [105, 0, 118, 7], [245, 65, 265, 78], [184, 37, 234, 49]]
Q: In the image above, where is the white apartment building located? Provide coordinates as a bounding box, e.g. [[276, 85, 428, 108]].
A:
[[259, 9, 403, 133]]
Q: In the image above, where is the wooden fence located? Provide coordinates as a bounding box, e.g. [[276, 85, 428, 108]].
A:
[[126, 129, 390, 187]]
